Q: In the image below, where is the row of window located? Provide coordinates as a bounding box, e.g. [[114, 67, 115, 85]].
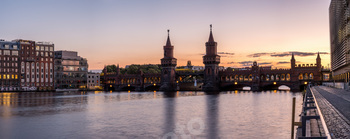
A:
[[0, 62, 18, 67], [35, 46, 54, 51], [0, 50, 18, 56], [0, 57, 18, 61], [0, 74, 18, 80], [0, 68, 18, 73], [1, 44, 18, 49]]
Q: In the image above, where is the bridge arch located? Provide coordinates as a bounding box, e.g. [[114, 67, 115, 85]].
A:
[[120, 85, 136, 91], [221, 83, 252, 91], [144, 84, 160, 91]]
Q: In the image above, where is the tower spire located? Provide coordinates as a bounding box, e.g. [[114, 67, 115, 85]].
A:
[[208, 24, 214, 42], [291, 53, 295, 60], [166, 29, 171, 46], [317, 52, 320, 59]]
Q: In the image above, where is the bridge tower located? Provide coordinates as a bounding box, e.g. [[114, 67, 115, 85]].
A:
[[291, 53, 296, 69], [160, 30, 177, 91], [316, 52, 321, 71], [203, 24, 221, 91]]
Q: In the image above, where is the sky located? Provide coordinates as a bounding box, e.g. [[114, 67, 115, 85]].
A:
[[0, 0, 331, 70]]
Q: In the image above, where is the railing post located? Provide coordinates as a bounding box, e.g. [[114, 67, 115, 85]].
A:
[[291, 97, 296, 139]]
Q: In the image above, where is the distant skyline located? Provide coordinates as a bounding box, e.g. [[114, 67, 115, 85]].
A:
[[0, 0, 331, 69]]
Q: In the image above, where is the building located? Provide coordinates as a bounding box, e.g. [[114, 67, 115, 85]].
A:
[[87, 72, 100, 90], [54, 51, 88, 90], [18, 40, 55, 91], [159, 30, 177, 91], [329, 0, 350, 81], [203, 24, 221, 91], [0, 40, 20, 91]]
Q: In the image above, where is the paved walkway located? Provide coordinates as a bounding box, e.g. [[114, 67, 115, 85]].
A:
[[312, 86, 350, 139]]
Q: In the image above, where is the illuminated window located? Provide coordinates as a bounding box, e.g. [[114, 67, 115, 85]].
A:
[[309, 73, 314, 79], [3, 74, 6, 79], [36, 46, 40, 50], [0, 74, 1, 79], [11, 74, 14, 79], [281, 74, 285, 81], [15, 75, 18, 79], [304, 73, 308, 80], [286, 74, 290, 81], [299, 73, 303, 80], [7, 74, 9, 79]]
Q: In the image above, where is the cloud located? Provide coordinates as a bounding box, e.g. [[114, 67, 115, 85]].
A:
[[247, 53, 270, 57], [277, 61, 289, 64], [218, 52, 235, 55], [259, 62, 272, 65], [248, 51, 329, 58], [200, 52, 235, 57], [237, 61, 254, 66]]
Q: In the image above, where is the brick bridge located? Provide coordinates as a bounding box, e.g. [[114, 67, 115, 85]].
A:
[[103, 25, 326, 92]]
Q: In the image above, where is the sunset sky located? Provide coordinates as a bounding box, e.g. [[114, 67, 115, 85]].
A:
[[0, 0, 331, 70]]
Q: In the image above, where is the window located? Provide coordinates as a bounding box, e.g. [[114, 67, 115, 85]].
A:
[[36, 46, 40, 50], [3, 50, 10, 55], [4, 45, 9, 49], [50, 47, 54, 51], [13, 45, 18, 49], [40, 46, 45, 51], [12, 51, 18, 56]]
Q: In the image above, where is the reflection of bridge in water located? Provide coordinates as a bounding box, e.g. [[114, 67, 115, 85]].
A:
[[103, 25, 329, 92]]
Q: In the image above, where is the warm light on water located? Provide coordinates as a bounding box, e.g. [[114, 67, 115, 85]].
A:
[[0, 91, 302, 138]]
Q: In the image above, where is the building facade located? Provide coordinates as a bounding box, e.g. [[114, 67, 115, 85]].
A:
[[18, 40, 55, 91], [54, 51, 88, 89], [87, 72, 100, 90], [329, 0, 350, 81], [0, 40, 20, 91]]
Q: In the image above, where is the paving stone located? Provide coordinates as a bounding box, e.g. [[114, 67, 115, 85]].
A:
[[311, 86, 350, 139]]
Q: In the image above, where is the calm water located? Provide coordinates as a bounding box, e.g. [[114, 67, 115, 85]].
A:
[[0, 91, 303, 139]]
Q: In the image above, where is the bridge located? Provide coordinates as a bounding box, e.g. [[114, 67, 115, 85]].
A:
[[103, 25, 329, 92]]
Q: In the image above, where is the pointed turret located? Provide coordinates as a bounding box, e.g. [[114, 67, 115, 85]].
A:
[[166, 30, 172, 46], [208, 24, 214, 42], [316, 52, 321, 70], [291, 53, 296, 69], [116, 64, 120, 74]]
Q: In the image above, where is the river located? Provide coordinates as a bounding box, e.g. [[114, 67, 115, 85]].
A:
[[0, 91, 303, 138]]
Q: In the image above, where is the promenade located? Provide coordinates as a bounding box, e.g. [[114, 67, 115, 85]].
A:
[[311, 86, 350, 139]]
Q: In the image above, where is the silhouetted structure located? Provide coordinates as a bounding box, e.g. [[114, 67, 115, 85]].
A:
[[160, 30, 177, 91], [203, 25, 221, 91], [103, 25, 327, 91]]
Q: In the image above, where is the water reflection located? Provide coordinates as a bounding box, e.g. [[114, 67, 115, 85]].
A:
[[0, 92, 88, 117], [0, 91, 302, 138], [163, 92, 176, 137], [205, 93, 220, 139]]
